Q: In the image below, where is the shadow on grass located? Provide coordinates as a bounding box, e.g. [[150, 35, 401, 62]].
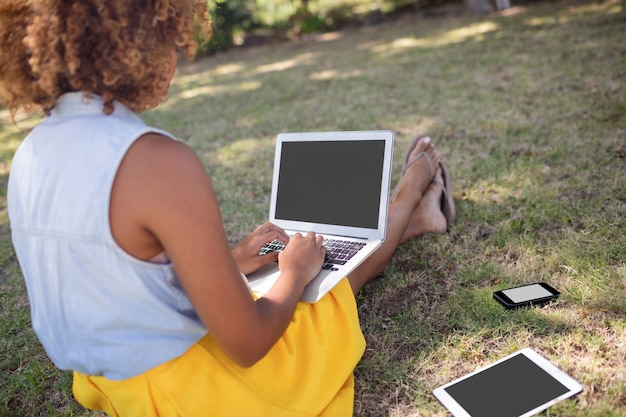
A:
[[0, 0, 624, 415]]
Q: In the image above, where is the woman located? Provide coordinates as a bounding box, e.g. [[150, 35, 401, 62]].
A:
[[1, 1, 454, 415]]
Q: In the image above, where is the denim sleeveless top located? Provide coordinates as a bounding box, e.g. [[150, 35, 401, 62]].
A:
[[8, 93, 207, 380]]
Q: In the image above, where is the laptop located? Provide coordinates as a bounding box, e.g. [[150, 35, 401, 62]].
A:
[[247, 130, 394, 302]]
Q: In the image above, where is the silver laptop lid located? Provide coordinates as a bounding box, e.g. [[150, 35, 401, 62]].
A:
[[269, 130, 394, 240]]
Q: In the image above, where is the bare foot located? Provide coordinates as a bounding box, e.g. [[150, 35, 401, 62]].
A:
[[400, 166, 448, 243], [391, 136, 440, 207], [346, 139, 447, 292]]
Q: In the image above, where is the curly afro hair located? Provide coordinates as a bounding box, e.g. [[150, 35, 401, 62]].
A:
[[0, 0, 211, 118]]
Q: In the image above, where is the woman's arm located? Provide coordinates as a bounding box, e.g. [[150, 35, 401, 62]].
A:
[[110, 133, 325, 367]]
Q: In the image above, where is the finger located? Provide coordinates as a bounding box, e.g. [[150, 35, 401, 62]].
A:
[[261, 221, 287, 236], [257, 230, 288, 246], [253, 223, 271, 234], [266, 222, 287, 235], [252, 226, 289, 247], [254, 222, 285, 236], [272, 227, 290, 243], [260, 251, 280, 263]]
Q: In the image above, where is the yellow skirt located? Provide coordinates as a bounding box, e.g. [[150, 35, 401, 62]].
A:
[[73, 279, 366, 417]]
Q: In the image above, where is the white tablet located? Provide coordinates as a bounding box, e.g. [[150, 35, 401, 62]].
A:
[[433, 348, 582, 417]]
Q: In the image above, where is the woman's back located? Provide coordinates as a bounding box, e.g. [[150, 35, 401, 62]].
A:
[[8, 93, 206, 380]]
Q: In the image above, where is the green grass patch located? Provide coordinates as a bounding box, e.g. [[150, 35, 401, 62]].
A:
[[1, 0, 625, 415]]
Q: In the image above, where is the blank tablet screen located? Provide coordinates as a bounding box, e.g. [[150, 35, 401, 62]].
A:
[[444, 353, 570, 417]]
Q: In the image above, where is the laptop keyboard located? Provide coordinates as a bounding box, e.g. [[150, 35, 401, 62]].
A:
[[259, 239, 366, 271]]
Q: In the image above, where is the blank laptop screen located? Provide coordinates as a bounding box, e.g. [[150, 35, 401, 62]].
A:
[[275, 140, 385, 229]]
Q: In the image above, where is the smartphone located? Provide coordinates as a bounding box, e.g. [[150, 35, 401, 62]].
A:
[[493, 282, 560, 309]]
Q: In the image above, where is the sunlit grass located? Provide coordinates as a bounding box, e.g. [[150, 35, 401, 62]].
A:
[[0, 110, 40, 175], [174, 80, 262, 101], [1, 0, 625, 415]]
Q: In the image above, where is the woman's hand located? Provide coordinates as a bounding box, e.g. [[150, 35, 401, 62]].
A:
[[231, 222, 290, 275], [278, 231, 326, 287]]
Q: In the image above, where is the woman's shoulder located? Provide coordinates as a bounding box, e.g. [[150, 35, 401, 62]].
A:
[[112, 132, 212, 219], [127, 133, 201, 171]]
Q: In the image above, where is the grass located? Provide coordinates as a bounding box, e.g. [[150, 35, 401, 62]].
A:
[[1, 0, 625, 415]]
